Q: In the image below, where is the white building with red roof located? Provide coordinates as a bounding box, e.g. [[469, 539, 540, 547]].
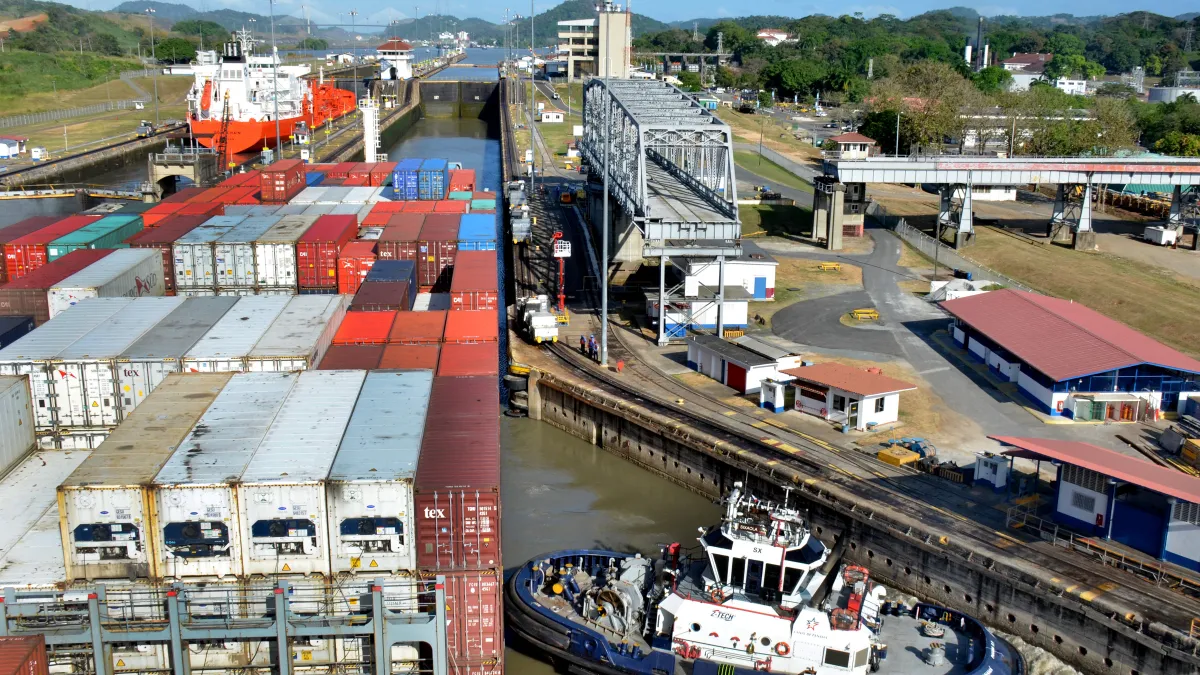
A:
[[941, 289, 1200, 419], [376, 39, 413, 80], [1001, 52, 1053, 91], [781, 362, 916, 431], [826, 132, 876, 160], [756, 29, 793, 47]]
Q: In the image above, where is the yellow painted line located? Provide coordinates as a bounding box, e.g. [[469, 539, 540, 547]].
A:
[[751, 421, 770, 429], [761, 438, 781, 446], [1050, 577, 1062, 584], [827, 463, 852, 476], [1079, 584, 1117, 602], [764, 418, 788, 429], [777, 444, 801, 455], [872, 471, 888, 479], [804, 478, 819, 485], [995, 531, 1022, 544], [723, 410, 737, 416]]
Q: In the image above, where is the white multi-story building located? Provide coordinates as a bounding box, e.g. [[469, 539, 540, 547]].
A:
[[376, 39, 413, 80], [755, 29, 793, 47], [556, 1, 631, 81], [1001, 52, 1052, 92]]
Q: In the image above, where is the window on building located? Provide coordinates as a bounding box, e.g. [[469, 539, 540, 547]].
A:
[[823, 649, 851, 667], [711, 553, 730, 584], [798, 385, 825, 401], [763, 563, 781, 592], [832, 395, 846, 412], [874, 397, 885, 413], [782, 567, 802, 595], [1071, 491, 1096, 513], [730, 557, 746, 587]]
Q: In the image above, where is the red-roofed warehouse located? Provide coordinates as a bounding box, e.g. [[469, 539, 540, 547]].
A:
[[941, 289, 1200, 420]]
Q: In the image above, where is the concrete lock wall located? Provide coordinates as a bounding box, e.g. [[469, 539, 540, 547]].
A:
[[526, 370, 1200, 675], [420, 81, 497, 119]]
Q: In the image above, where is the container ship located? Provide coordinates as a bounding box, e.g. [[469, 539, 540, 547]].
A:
[[506, 483, 1024, 675], [187, 31, 357, 155], [0, 159, 503, 675]]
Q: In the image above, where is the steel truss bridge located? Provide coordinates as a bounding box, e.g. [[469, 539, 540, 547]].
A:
[[580, 79, 741, 345], [827, 155, 1200, 250]]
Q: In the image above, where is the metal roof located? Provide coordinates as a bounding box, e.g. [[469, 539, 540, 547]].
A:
[[782, 362, 916, 397], [993, 436, 1200, 505], [328, 370, 433, 482], [57, 297, 184, 360], [941, 289, 1200, 381], [732, 335, 797, 361], [689, 334, 775, 367], [828, 156, 1200, 186]]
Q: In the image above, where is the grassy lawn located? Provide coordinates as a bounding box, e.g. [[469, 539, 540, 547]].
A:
[[718, 108, 822, 164], [0, 53, 146, 114], [739, 204, 812, 237], [749, 255, 862, 326], [532, 86, 581, 168], [966, 226, 1200, 356], [551, 82, 584, 110], [734, 150, 812, 193]]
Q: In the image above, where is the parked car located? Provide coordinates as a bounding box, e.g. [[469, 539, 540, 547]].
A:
[[823, 122, 839, 129]]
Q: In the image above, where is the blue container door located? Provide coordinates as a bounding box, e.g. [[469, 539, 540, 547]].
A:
[[1111, 501, 1165, 557], [753, 277, 767, 299]]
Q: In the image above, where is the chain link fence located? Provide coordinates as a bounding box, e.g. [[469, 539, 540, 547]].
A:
[[0, 101, 139, 130], [867, 201, 1035, 292]]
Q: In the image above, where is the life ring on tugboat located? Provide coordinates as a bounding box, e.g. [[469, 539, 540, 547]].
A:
[[710, 588, 723, 603], [774, 641, 791, 657]]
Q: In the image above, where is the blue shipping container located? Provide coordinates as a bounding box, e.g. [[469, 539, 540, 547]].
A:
[[393, 158, 422, 201], [365, 259, 417, 285], [418, 159, 448, 201], [457, 213, 497, 251], [0, 315, 34, 349], [306, 172, 326, 186]]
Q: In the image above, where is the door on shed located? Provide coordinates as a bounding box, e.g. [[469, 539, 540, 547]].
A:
[[726, 363, 747, 392], [753, 276, 767, 299]]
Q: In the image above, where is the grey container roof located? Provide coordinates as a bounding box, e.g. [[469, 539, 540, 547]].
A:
[[57, 297, 185, 360], [217, 216, 281, 243], [328, 370, 433, 482], [274, 204, 310, 215], [176, 218, 244, 244], [51, 249, 160, 291], [0, 298, 133, 361], [257, 215, 319, 244], [240, 370, 366, 483], [119, 297, 240, 360], [183, 296, 290, 360], [153, 371, 300, 486], [248, 296, 342, 359]]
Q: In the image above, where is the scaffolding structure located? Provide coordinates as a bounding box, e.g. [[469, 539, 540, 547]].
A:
[[580, 79, 741, 345]]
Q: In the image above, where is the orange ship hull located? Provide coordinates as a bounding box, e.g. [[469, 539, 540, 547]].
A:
[[190, 82, 357, 156]]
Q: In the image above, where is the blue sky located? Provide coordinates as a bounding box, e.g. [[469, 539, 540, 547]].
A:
[[80, 0, 1193, 27]]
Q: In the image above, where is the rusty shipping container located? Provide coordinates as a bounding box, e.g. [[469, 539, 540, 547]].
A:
[[350, 280, 413, 312], [318, 344, 384, 369], [387, 310, 446, 344], [376, 214, 424, 261], [437, 343, 498, 377], [415, 376, 500, 570], [125, 215, 208, 293], [449, 250, 498, 311], [431, 568, 504, 663], [380, 344, 440, 369], [0, 635, 48, 675], [416, 215, 459, 290], [337, 240, 377, 295], [297, 215, 357, 290], [0, 249, 114, 325], [261, 158, 307, 203]]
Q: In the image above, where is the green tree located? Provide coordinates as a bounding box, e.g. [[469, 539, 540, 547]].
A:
[[866, 60, 981, 148], [1046, 32, 1085, 57], [677, 71, 702, 91], [972, 66, 1013, 94], [1094, 82, 1137, 98], [297, 37, 328, 50], [93, 33, 123, 56], [714, 66, 737, 89], [1154, 131, 1200, 156], [155, 37, 196, 64], [763, 58, 825, 97], [1145, 54, 1163, 76], [172, 19, 227, 44]]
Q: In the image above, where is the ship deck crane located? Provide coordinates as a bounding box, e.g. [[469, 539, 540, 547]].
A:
[[215, 90, 233, 169]]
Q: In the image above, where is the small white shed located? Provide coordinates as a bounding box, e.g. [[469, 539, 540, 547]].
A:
[[687, 334, 793, 394], [783, 362, 916, 431], [540, 111, 564, 123]]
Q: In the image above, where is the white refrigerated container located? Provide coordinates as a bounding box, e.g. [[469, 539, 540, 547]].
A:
[[246, 295, 348, 372], [152, 372, 299, 579], [291, 187, 328, 205], [0, 298, 134, 432], [181, 296, 290, 372], [254, 215, 318, 291], [326, 370, 432, 575], [172, 217, 244, 294], [0, 375, 34, 479], [236, 370, 366, 577], [116, 296, 239, 415], [47, 249, 166, 319], [57, 373, 233, 581], [51, 297, 184, 429], [214, 216, 281, 291]]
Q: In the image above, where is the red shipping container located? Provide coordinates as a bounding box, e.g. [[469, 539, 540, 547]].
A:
[[188, 187, 228, 203], [344, 175, 368, 187], [362, 210, 392, 227], [332, 311, 397, 345], [429, 568, 503, 661], [415, 376, 500, 569], [178, 202, 224, 217], [388, 310, 446, 344], [0, 249, 114, 325], [328, 162, 356, 179], [350, 280, 412, 311], [0, 217, 59, 283], [377, 214, 425, 261], [369, 162, 396, 187], [4, 215, 100, 280], [126, 215, 208, 293], [337, 241, 377, 294], [448, 169, 476, 192], [449, 251, 498, 311], [433, 200, 469, 214], [372, 201, 408, 214], [438, 343, 498, 377], [319, 344, 385, 369], [0, 635, 49, 675], [348, 162, 372, 181], [380, 343, 440, 369], [142, 201, 186, 227], [403, 201, 436, 213], [444, 310, 499, 344], [163, 186, 205, 203], [471, 191, 494, 200], [417, 215, 460, 289], [220, 169, 260, 187], [235, 189, 261, 205], [297, 214, 358, 290], [307, 163, 336, 175]]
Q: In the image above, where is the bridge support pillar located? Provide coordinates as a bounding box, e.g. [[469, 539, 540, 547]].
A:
[[827, 187, 845, 251], [938, 184, 974, 248], [955, 183, 974, 249], [1072, 183, 1097, 251], [657, 255, 669, 347], [811, 176, 844, 251], [1169, 184, 1184, 228], [1048, 184, 1072, 242], [716, 255, 726, 338]]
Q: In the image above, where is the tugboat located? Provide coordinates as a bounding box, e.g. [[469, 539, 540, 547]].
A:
[[506, 482, 1023, 675]]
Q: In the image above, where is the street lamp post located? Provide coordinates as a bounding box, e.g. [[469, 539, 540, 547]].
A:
[[269, 0, 281, 153], [145, 8, 159, 125]]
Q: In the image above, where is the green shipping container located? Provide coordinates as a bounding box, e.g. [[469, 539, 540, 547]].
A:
[[47, 214, 144, 261], [470, 199, 497, 211], [448, 191, 473, 201]]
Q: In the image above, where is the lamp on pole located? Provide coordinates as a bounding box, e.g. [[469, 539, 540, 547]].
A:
[[145, 8, 159, 125], [269, 0, 281, 152], [247, 17, 256, 37], [600, 7, 612, 367], [528, 0, 535, 194]]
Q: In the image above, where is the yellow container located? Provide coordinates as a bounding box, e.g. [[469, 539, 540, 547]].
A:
[[878, 446, 920, 467], [1183, 439, 1200, 464]]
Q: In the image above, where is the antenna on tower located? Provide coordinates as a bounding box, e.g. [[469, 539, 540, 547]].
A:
[[300, 4, 311, 35]]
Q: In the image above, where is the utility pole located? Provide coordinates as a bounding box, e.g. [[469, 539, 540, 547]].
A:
[[270, 0, 281, 153], [145, 7, 159, 125], [894, 111, 901, 156], [529, 0, 535, 195], [601, 6, 612, 367]]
